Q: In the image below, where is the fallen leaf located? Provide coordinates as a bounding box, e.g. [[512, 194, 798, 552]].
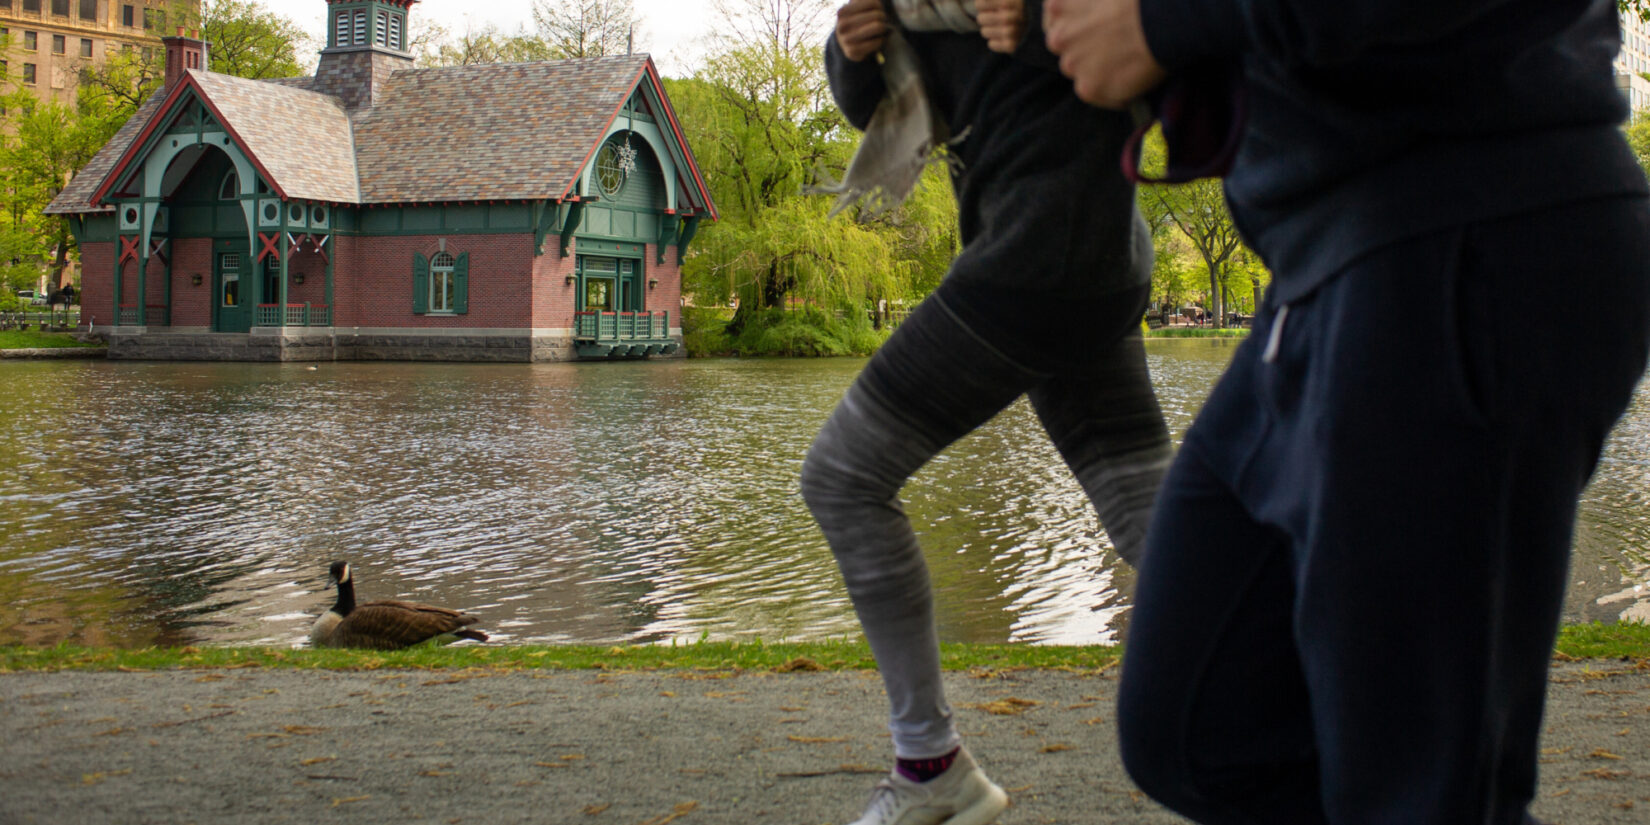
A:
[[968, 698, 1039, 716], [194, 674, 225, 683], [583, 803, 610, 815], [1040, 744, 1073, 753], [95, 727, 128, 737], [534, 762, 569, 768], [331, 795, 370, 806], [282, 725, 328, 735], [774, 657, 823, 673], [1589, 748, 1625, 760], [787, 735, 848, 744], [299, 757, 336, 766], [420, 770, 453, 777], [778, 706, 805, 712], [776, 764, 886, 778], [659, 691, 676, 697], [637, 800, 699, 825]]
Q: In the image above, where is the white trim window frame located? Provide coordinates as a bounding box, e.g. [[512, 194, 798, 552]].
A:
[[429, 251, 456, 314]]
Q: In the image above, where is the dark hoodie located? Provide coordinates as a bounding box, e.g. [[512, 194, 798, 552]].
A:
[[824, 1, 1153, 360], [1140, 0, 1647, 303]]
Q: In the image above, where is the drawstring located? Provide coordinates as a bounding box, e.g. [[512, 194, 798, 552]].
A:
[[1262, 304, 1290, 364]]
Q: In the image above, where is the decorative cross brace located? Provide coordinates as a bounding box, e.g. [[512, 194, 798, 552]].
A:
[[119, 235, 141, 265], [310, 234, 330, 264], [148, 238, 169, 266], [256, 232, 282, 263]]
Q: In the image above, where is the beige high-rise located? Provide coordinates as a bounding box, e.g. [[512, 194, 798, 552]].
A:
[[1, 0, 198, 106]]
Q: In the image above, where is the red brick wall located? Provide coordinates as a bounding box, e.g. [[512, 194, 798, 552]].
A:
[[644, 242, 684, 328], [531, 245, 579, 329], [78, 242, 112, 329], [335, 234, 535, 329], [170, 238, 213, 327]]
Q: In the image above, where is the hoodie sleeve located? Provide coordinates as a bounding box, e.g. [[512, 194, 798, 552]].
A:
[[825, 32, 889, 132], [1140, 0, 1526, 70]]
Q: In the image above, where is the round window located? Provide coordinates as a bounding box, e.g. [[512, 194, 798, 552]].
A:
[[596, 143, 625, 197], [123, 207, 139, 225], [289, 204, 304, 223], [262, 202, 279, 222], [312, 206, 327, 225]]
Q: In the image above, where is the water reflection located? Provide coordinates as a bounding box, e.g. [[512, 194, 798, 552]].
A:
[[0, 340, 1644, 648]]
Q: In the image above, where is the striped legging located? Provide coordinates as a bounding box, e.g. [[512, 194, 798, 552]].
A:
[[800, 283, 1171, 759]]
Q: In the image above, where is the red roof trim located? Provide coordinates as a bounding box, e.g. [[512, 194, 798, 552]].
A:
[[90, 71, 291, 207], [643, 60, 717, 222]]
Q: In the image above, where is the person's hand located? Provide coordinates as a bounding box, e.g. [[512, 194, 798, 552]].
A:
[[835, 0, 889, 62], [978, 0, 1026, 54], [1044, 0, 1166, 108]]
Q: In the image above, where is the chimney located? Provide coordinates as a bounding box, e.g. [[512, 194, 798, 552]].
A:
[[163, 28, 208, 91]]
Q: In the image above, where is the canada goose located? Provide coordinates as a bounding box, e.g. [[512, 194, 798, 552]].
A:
[[309, 560, 489, 650]]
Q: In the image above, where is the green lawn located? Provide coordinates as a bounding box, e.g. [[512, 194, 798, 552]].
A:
[[0, 329, 101, 349], [3, 622, 1644, 672]]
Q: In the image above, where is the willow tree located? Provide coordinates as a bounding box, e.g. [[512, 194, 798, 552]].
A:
[[667, 0, 956, 349]]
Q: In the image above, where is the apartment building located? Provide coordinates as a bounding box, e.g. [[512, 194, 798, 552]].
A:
[[1619, 8, 1650, 114], [1, 0, 198, 105]]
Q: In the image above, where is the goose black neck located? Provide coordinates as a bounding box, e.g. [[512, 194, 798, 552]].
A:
[[333, 576, 356, 615]]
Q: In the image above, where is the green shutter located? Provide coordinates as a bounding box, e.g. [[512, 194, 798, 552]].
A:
[[453, 252, 469, 314], [412, 252, 429, 314]]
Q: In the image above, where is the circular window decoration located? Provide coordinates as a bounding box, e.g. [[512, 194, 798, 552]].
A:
[[262, 202, 279, 222], [596, 143, 626, 197], [289, 204, 304, 223], [312, 206, 327, 225], [123, 207, 139, 225]]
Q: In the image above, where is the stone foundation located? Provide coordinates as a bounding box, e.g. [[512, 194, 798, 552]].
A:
[[101, 329, 683, 363]]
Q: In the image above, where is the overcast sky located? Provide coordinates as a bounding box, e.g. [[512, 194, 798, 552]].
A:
[[254, 0, 717, 77]]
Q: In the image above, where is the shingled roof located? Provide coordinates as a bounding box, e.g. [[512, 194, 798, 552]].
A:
[[351, 56, 649, 203], [47, 52, 713, 216], [190, 70, 360, 204]]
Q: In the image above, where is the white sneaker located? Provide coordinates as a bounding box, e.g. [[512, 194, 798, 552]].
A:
[[848, 747, 1009, 825]]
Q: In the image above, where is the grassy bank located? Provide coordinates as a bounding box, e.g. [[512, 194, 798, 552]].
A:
[[1144, 327, 1250, 338], [0, 329, 100, 349], [4, 623, 1645, 673]]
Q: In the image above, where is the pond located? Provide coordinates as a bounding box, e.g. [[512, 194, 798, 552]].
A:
[[1, 340, 1645, 648]]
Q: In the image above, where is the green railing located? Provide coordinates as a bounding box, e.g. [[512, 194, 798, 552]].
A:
[[117, 304, 168, 326], [574, 310, 669, 342], [256, 304, 331, 327]]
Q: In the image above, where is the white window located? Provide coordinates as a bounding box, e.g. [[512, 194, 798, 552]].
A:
[[429, 252, 456, 313], [335, 11, 349, 46], [353, 10, 367, 45], [375, 11, 387, 46], [389, 13, 402, 50]]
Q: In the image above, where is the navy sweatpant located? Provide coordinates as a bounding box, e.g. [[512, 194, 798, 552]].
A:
[[1118, 196, 1650, 824]]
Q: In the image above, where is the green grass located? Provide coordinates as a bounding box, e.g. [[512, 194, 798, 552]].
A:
[[1144, 327, 1250, 338], [0, 329, 100, 349], [3, 623, 1645, 673]]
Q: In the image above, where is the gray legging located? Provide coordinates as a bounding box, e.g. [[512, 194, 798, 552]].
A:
[[800, 285, 1171, 759]]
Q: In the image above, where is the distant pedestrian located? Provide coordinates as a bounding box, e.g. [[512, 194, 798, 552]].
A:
[[802, 0, 1173, 822], [1043, 1, 1650, 823]]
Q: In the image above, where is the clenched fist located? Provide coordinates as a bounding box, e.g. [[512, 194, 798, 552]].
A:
[[835, 0, 889, 62], [978, 0, 1026, 53]]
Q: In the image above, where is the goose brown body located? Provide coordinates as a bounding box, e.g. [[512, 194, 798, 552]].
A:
[[311, 561, 489, 650]]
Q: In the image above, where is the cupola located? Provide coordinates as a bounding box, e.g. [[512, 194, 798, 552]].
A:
[[313, 0, 419, 111]]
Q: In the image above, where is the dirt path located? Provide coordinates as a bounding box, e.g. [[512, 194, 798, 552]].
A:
[[2, 660, 1646, 824]]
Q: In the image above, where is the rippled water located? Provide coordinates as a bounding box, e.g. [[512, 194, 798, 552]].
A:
[[0, 340, 1645, 648]]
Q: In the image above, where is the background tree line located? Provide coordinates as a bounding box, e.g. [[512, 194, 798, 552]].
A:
[[8, 0, 1650, 332]]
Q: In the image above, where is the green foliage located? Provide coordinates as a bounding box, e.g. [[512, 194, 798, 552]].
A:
[[195, 0, 311, 80], [1134, 126, 1267, 327], [0, 330, 100, 349], [1624, 1, 1650, 22], [1145, 327, 1249, 339], [1626, 109, 1650, 179], [681, 305, 734, 355], [663, 2, 957, 347], [726, 306, 885, 356], [0, 640, 1126, 672]]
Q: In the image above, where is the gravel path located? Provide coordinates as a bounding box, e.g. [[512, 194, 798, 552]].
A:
[[2, 660, 1646, 824]]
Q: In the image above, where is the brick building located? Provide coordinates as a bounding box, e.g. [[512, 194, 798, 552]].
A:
[[1, 0, 189, 106], [45, 0, 716, 361]]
